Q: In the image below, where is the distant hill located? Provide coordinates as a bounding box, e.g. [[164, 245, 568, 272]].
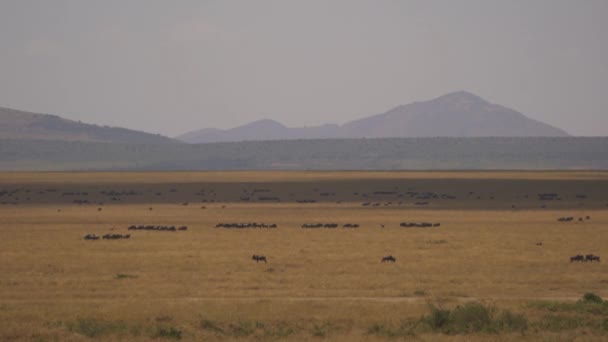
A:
[[0, 106, 177, 144], [177, 91, 568, 143]]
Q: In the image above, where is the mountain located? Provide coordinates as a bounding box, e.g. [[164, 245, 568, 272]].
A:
[[177, 91, 568, 143], [177, 119, 341, 143], [0, 106, 177, 144]]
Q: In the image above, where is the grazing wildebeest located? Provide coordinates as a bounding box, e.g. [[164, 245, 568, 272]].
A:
[[570, 254, 584, 262], [83, 234, 99, 240], [382, 255, 396, 263], [252, 255, 267, 263], [585, 254, 600, 262], [102, 233, 130, 240]]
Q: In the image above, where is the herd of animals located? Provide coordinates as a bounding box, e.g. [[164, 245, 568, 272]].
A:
[[82, 217, 600, 264], [557, 216, 591, 222], [570, 254, 601, 262], [83, 233, 130, 240], [250, 254, 397, 264], [128, 225, 189, 231], [1, 184, 602, 264], [216, 223, 277, 229]]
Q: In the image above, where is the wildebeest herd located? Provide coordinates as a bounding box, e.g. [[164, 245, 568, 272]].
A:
[[84, 225, 188, 240], [83, 234, 100, 240], [252, 254, 397, 264], [128, 225, 188, 231], [301, 223, 359, 228], [216, 222, 278, 229], [557, 216, 591, 222], [570, 254, 601, 262], [84, 233, 131, 240], [400, 222, 441, 228]]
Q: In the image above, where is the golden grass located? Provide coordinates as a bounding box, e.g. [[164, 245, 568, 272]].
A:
[[0, 171, 607, 341]]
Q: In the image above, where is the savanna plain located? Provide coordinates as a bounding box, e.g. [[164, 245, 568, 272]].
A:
[[1, 171, 608, 341]]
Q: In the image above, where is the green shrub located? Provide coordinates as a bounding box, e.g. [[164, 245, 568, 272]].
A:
[[153, 326, 182, 340], [447, 302, 495, 333], [311, 321, 333, 338], [581, 293, 603, 304], [424, 305, 451, 330], [264, 323, 295, 338], [200, 319, 224, 334], [228, 321, 262, 337], [536, 314, 585, 332], [67, 318, 128, 338], [602, 319, 608, 332], [366, 322, 416, 338], [422, 302, 527, 334], [530, 294, 608, 316], [496, 310, 528, 333]]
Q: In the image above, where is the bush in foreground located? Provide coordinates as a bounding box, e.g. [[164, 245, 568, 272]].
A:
[[423, 302, 528, 334]]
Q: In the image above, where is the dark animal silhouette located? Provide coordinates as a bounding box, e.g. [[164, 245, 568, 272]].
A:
[[252, 255, 267, 263], [102, 233, 130, 240], [585, 254, 600, 262], [570, 254, 584, 262], [382, 255, 396, 263]]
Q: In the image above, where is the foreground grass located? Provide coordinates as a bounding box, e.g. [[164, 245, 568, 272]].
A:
[[14, 295, 607, 341]]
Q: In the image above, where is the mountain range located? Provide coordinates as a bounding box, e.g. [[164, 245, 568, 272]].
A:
[[177, 91, 568, 143], [0, 106, 176, 144], [0, 91, 568, 145]]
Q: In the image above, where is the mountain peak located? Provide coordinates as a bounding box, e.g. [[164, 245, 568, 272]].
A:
[[177, 92, 569, 143], [241, 119, 286, 129], [433, 90, 487, 104]]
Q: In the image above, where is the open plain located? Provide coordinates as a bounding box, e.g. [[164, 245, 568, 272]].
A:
[[1, 171, 608, 341]]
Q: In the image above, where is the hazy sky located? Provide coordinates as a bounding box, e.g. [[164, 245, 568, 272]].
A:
[[1, 1, 607, 136]]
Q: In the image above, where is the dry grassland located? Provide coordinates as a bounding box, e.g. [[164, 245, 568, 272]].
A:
[[0, 171, 607, 341]]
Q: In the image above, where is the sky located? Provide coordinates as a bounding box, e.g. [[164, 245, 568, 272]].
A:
[[0, 0, 607, 137]]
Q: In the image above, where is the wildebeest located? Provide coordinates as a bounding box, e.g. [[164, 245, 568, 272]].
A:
[[102, 233, 130, 240], [128, 225, 188, 231], [382, 255, 396, 263], [400, 222, 439, 228], [570, 254, 584, 262], [301, 223, 338, 229], [252, 255, 267, 263], [217, 223, 277, 229], [83, 234, 99, 240], [585, 254, 600, 262]]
